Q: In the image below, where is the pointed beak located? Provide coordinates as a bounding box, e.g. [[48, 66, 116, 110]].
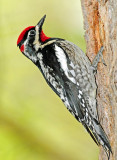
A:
[[36, 15, 46, 31]]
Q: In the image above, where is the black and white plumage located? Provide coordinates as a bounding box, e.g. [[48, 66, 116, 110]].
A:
[[17, 15, 112, 159]]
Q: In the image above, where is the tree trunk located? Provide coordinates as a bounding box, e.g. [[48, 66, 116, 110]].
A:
[[81, 0, 117, 160]]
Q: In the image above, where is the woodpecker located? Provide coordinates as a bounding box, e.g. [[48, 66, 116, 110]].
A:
[[17, 15, 112, 159]]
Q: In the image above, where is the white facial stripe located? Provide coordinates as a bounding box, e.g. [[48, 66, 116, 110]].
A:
[[41, 40, 56, 48], [55, 45, 76, 84], [24, 40, 37, 62], [33, 26, 41, 51], [33, 28, 56, 51]]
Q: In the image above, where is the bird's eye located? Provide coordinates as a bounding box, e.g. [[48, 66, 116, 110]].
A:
[[29, 30, 35, 36]]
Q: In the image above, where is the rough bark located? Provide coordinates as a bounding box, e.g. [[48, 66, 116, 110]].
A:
[[81, 0, 117, 160]]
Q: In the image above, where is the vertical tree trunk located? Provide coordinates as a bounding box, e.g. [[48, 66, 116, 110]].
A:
[[81, 0, 117, 160]]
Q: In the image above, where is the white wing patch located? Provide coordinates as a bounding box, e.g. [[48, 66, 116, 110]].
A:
[[55, 45, 76, 84], [55, 45, 68, 72]]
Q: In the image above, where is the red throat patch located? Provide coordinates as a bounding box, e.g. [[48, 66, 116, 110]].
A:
[[17, 26, 35, 46], [20, 44, 24, 52], [40, 30, 50, 42]]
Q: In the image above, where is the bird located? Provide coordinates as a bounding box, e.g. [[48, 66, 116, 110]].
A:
[[17, 15, 112, 159]]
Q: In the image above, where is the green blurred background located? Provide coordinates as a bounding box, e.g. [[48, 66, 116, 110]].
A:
[[0, 0, 98, 159]]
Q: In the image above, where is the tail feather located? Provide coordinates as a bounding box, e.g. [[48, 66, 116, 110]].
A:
[[83, 124, 99, 146], [83, 119, 112, 160], [93, 119, 112, 153]]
